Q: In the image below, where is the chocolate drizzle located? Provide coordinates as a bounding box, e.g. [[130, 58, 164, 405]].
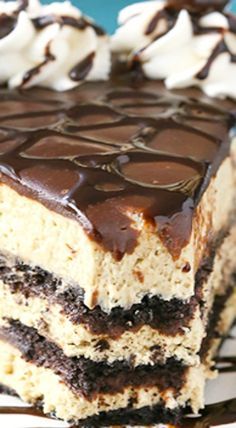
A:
[[133, 1, 236, 84], [197, 40, 236, 80], [17, 0, 29, 11], [32, 14, 105, 35], [70, 52, 95, 81], [0, 77, 233, 259], [21, 43, 56, 88], [145, 9, 174, 36], [216, 355, 236, 373], [0, 15, 16, 39], [0, 3, 105, 88]]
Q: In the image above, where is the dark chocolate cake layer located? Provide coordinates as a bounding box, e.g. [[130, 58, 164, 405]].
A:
[[62, 402, 181, 427], [0, 283, 234, 399], [0, 320, 186, 399], [0, 384, 181, 427], [0, 253, 199, 337]]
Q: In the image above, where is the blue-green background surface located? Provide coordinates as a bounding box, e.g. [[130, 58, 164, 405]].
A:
[[43, 0, 236, 33]]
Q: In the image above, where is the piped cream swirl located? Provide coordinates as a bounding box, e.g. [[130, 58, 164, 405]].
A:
[[112, 1, 236, 99], [0, 0, 111, 91]]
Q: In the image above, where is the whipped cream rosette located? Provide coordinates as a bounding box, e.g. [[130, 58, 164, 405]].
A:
[[112, 0, 236, 99], [0, 0, 111, 91]]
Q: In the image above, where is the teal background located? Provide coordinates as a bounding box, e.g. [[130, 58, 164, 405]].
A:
[[42, 0, 236, 33]]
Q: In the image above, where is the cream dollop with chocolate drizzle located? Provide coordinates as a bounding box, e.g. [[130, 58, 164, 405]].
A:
[[0, 0, 111, 91], [112, 1, 236, 99]]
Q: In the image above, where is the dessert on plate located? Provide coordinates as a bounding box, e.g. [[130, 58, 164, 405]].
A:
[[0, 0, 235, 426]]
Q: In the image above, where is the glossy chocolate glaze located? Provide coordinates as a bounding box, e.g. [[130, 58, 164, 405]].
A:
[[0, 76, 234, 260]]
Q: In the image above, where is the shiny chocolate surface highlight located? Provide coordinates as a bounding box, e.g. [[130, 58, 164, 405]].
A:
[[0, 78, 234, 259]]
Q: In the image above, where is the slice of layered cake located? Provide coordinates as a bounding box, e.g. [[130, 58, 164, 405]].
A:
[[0, 0, 235, 426]]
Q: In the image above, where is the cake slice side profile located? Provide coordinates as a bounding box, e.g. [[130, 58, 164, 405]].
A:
[[0, 0, 235, 426]]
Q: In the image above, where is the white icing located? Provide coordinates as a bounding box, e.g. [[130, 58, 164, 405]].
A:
[[112, 1, 236, 99], [0, 0, 111, 91]]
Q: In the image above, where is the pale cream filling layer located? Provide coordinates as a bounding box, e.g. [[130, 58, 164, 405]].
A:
[[0, 154, 234, 312]]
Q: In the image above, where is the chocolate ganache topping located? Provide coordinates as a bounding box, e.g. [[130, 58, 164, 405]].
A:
[[0, 76, 234, 260], [112, 0, 236, 99], [0, 0, 110, 91]]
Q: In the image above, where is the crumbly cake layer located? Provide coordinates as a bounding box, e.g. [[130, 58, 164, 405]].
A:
[[0, 320, 187, 398], [0, 221, 235, 366], [0, 80, 235, 311], [0, 340, 201, 422], [0, 288, 235, 424], [0, 384, 181, 428]]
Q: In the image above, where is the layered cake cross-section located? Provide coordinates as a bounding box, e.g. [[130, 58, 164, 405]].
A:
[[0, 0, 235, 426]]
